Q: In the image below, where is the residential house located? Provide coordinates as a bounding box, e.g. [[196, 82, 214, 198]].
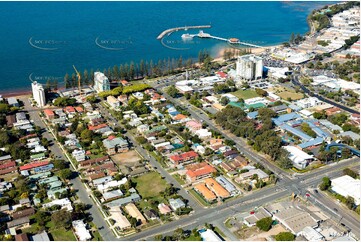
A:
[[107, 96, 120, 109], [168, 198, 185, 211], [158, 203, 172, 215], [30, 231, 50, 241], [237, 169, 269, 183], [194, 183, 217, 202], [144, 209, 159, 221], [43, 109, 55, 120], [125, 203, 147, 225], [72, 220, 92, 241], [7, 217, 30, 230], [169, 151, 199, 165], [186, 162, 216, 182], [204, 178, 230, 199], [186, 120, 202, 131], [72, 149, 86, 162], [244, 207, 272, 227], [102, 136, 129, 155]]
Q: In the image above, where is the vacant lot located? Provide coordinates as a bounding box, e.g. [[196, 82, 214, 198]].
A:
[[50, 228, 76, 241], [230, 89, 259, 100], [132, 172, 168, 198], [278, 91, 304, 101], [269, 86, 304, 101], [111, 150, 141, 166]]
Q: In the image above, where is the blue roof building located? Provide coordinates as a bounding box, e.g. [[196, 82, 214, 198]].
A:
[[279, 123, 313, 141], [298, 137, 324, 149], [306, 121, 331, 139], [273, 112, 301, 124], [247, 111, 259, 119]]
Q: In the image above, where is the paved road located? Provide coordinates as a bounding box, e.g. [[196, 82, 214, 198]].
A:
[[291, 75, 359, 114], [20, 96, 117, 241], [96, 103, 203, 212], [120, 154, 359, 241]]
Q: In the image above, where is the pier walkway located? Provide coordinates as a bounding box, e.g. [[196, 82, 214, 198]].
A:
[[188, 31, 262, 48]]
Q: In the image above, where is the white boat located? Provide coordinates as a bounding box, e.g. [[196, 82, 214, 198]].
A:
[[181, 33, 193, 40]]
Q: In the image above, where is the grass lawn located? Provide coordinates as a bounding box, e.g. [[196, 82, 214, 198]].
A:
[[172, 174, 186, 185], [89, 222, 103, 241], [277, 91, 304, 101], [132, 172, 168, 198], [189, 189, 212, 207], [230, 89, 259, 100], [214, 227, 226, 238], [185, 234, 202, 241], [50, 228, 76, 241]]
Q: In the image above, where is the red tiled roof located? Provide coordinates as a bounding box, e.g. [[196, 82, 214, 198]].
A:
[[88, 123, 108, 131], [0, 167, 18, 175], [0, 160, 16, 170], [186, 162, 216, 178], [216, 71, 227, 78], [170, 151, 198, 163], [44, 109, 55, 116], [75, 106, 84, 112], [64, 106, 76, 113], [19, 160, 49, 171]]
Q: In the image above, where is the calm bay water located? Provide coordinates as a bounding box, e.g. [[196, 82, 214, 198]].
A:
[[0, 1, 335, 93]]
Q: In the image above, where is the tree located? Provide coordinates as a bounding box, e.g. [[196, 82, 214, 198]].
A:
[[129, 217, 138, 227], [277, 149, 293, 169], [52, 160, 68, 170], [256, 217, 273, 231], [80, 129, 93, 141], [154, 234, 163, 241], [167, 86, 179, 98], [86, 95, 97, 103], [0, 103, 10, 114], [346, 196, 355, 210], [319, 177, 331, 191], [341, 148, 352, 159], [220, 96, 230, 106], [53, 97, 76, 107], [255, 88, 268, 97], [51, 209, 72, 229], [59, 168, 73, 180], [343, 168, 358, 179], [33, 211, 50, 226], [289, 32, 295, 44], [275, 232, 295, 241]]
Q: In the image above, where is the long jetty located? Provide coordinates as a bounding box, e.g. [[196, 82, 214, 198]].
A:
[[157, 25, 211, 40], [190, 31, 262, 48]]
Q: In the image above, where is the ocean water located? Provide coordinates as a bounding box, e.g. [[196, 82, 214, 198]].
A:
[[0, 1, 335, 93]]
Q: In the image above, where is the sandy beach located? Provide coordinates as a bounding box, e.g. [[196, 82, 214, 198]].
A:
[[214, 44, 281, 62]]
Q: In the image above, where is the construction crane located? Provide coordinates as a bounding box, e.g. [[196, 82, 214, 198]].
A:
[[73, 65, 81, 95]]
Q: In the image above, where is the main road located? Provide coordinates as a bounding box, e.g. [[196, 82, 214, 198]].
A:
[[122, 159, 359, 241], [291, 74, 359, 114]]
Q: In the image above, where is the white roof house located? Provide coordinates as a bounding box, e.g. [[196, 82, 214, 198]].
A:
[[284, 146, 314, 170], [300, 226, 324, 241], [221, 93, 239, 103], [72, 220, 92, 241], [331, 175, 361, 205], [199, 229, 222, 241], [42, 198, 73, 211], [195, 129, 212, 140]]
